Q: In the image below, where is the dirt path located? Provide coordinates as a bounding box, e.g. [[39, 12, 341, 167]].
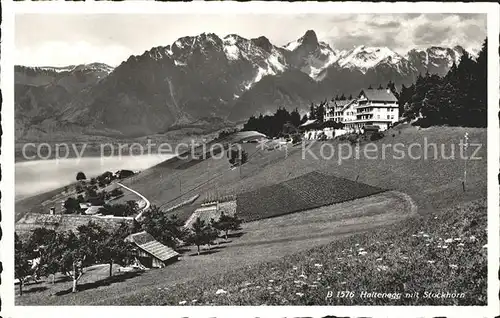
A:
[[116, 182, 151, 220]]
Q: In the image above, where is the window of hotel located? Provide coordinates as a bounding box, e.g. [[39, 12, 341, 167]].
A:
[[387, 115, 390, 119]]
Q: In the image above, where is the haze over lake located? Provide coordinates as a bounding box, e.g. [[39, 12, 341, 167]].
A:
[[15, 154, 175, 201]]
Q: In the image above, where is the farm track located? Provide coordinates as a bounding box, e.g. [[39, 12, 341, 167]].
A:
[[116, 182, 150, 220]]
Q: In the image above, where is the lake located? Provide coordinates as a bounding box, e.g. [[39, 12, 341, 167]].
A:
[[15, 154, 176, 201]]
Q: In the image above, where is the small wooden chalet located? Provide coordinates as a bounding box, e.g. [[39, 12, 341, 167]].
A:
[[125, 231, 179, 268]]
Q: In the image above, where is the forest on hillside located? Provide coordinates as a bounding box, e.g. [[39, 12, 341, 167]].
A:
[[400, 38, 487, 127]]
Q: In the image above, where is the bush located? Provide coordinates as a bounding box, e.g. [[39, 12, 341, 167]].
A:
[[117, 170, 135, 179], [75, 184, 84, 193], [228, 147, 248, 166], [292, 134, 302, 144], [412, 117, 433, 128], [63, 197, 80, 214], [110, 188, 124, 198], [370, 132, 384, 141], [76, 172, 87, 181], [347, 134, 359, 145]]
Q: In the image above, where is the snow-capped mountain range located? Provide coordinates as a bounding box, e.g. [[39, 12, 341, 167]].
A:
[[15, 30, 476, 139]]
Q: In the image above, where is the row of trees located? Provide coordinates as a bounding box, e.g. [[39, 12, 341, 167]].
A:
[[63, 186, 125, 214], [141, 206, 243, 253], [15, 221, 136, 295], [16, 206, 243, 295], [98, 200, 139, 217], [401, 39, 487, 127], [76, 170, 135, 185], [242, 107, 301, 138], [186, 213, 243, 255]]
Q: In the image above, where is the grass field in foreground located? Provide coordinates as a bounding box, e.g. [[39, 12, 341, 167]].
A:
[[156, 198, 487, 306]]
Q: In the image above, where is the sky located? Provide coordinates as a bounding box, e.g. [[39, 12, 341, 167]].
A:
[[15, 13, 486, 67]]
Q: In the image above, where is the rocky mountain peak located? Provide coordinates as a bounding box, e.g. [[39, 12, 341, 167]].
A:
[[252, 36, 273, 53], [302, 30, 319, 47]]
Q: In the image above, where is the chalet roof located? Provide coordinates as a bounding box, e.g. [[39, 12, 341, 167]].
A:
[[125, 231, 179, 262], [84, 206, 103, 215], [79, 203, 92, 210], [360, 89, 398, 102]]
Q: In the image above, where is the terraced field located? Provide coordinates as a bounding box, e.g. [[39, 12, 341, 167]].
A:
[[236, 171, 386, 222]]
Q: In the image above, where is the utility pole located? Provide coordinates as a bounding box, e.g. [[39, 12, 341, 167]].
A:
[[355, 139, 360, 182], [179, 178, 182, 196], [462, 132, 469, 192]]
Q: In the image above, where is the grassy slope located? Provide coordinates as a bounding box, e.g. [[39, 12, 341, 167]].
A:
[[154, 198, 487, 306], [15, 181, 141, 222], [16, 125, 488, 305], [17, 191, 415, 305], [125, 125, 487, 218]]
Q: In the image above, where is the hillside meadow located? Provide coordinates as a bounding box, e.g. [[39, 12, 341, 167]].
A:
[[16, 125, 487, 305]]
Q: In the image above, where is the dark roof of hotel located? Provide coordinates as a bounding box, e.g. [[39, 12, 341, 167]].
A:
[[334, 99, 354, 107], [360, 89, 398, 102]]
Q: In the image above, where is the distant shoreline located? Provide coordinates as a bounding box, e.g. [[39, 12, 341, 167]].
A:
[[15, 142, 181, 163]]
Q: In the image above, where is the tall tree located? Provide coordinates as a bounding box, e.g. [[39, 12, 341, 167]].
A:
[[212, 213, 242, 240], [27, 228, 59, 284], [315, 100, 326, 123], [186, 218, 209, 255], [49, 230, 97, 293], [387, 80, 399, 99], [141, 206, 188, 248], [100, 222, 134, 277], [290, 108, 301, 128], [76, 172, 87, 181], [401, 38, 486, 128], [309, 103, 316, 120], [15, 233, 32, 296], [64, 197, 80, 214]]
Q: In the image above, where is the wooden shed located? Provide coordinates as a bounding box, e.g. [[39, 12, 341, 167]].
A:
[[125, 231, 180, 268]]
